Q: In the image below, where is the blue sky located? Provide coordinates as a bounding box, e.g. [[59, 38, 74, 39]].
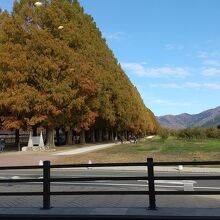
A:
[[1, 0, 220, 116]]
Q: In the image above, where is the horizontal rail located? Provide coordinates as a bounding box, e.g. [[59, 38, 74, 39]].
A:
[[0, 165, 42, 170], [154, 176, 220, 180], [51, 162, 147, 168], [2, 190, 220, 197], [50, 176, 149, 182], [49, 191, 220, 196], [0, 179, 43, 183], [156, 191, 220, 195], [0, 160, 220, 170], [50, 191, 149, 195], [0, 192, 42, 196], [154, 161, 220, 166]]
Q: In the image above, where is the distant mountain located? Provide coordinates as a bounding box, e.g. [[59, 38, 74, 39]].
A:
[[157, 106, 220, 129]]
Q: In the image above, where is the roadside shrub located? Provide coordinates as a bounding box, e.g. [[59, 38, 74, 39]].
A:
[[205, 126, 219, 138], [191, 127, 206, 139], [176, 126, 220, 140], [176, 127, 206, 140], [158, 128, 169, 141]]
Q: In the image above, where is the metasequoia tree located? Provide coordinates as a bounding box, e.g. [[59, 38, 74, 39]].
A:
[[66, 2, 158, 135], [0, 0, 158, 148], [0, 0, 99, 147]]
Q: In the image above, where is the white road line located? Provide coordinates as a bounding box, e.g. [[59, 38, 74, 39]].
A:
[[53, 182, 148, 187], [45, 182, 220, 190], [194, 186, 220, 190], [138, 180, 197, 184], [2, 180, 220, 190], [48, 182, 185, 188], [0, 173, 42, 176]]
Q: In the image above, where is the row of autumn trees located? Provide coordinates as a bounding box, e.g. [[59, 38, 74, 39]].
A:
[[0, 0, 158, 147]]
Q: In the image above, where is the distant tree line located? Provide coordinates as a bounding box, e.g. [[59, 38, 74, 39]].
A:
[[158, 126, 220, 141], [0, 0, 158, 148]]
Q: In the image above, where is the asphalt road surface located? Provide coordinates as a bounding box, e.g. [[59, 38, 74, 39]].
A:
[[0, 169, 220, 208]]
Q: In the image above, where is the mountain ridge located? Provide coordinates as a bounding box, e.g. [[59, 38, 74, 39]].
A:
[[157, 106, 220, 129]]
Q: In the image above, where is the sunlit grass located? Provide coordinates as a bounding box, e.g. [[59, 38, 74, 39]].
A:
[[53, 136, 220, 164]]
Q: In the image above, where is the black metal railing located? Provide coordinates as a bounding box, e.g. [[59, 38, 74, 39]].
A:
[[0, 158, 220, 210]]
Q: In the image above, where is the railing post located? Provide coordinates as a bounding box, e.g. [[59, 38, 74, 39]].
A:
[[147, 158, 156, 210], [43, 160, 50, 209]]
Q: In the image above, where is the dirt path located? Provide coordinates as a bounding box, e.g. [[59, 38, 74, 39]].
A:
[[0, 142, 118, 166], [0, 151, 59, 166], [53, 143, 119, 156]]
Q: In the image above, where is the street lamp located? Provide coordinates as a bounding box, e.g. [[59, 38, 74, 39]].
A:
[[58, 25, 64, 30], [34, 2, 43, 7], [34, 2, 64, 30]]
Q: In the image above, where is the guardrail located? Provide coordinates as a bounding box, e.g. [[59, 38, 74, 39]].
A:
[[0, 158, 220, 210]]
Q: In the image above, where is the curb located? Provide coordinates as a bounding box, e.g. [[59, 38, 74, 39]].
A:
[[0, 207, 220, 219]]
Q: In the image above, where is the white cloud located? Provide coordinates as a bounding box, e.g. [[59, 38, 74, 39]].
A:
[[203, 83, 220, 89], [149, 98, 191, 106], [150, 82, 220, 90], [122, 63, 146, 76], [165, 44, 184, 51], [150, 83, 182, 89], [197, 51, 209, 59], [121, 62, 189, 78], [197, 50, 220, 75], [141, 61, 147, 65], [197, 50, 220, 59], [103, 32, 126, 41], [184, 82, 202, 88], [202, 67, 220, 76], [202, 59, 220, 66], [210, 51, 220, 59], [165, 44, 175, 50]]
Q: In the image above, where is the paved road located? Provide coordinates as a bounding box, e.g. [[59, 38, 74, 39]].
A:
[[0, 169, 220, 208]]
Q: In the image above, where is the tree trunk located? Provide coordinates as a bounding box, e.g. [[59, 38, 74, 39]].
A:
[[46, 127, 55, 148], [56, 128, 60, 146], [111, 129, 114, 141], [15, 129, 20, 151], [64, 131, 68, 145], [80, 130, 86, 144], [91, 128, 95, 143], [45, 127, 48, 144], [124, 131, 127, 140], [98, 129, 102, 142], [115, 131, 118, 138], [105, 129, 109, 141], [33, 125, 37, 136], [66, 131, 73, 145]]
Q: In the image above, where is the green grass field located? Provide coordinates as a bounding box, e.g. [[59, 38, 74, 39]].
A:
[[133, 136, 220, 153], [54, 136, 220, 164]]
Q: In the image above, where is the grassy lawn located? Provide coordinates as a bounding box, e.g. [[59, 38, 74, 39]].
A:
[[53, 136, 220, 164]]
